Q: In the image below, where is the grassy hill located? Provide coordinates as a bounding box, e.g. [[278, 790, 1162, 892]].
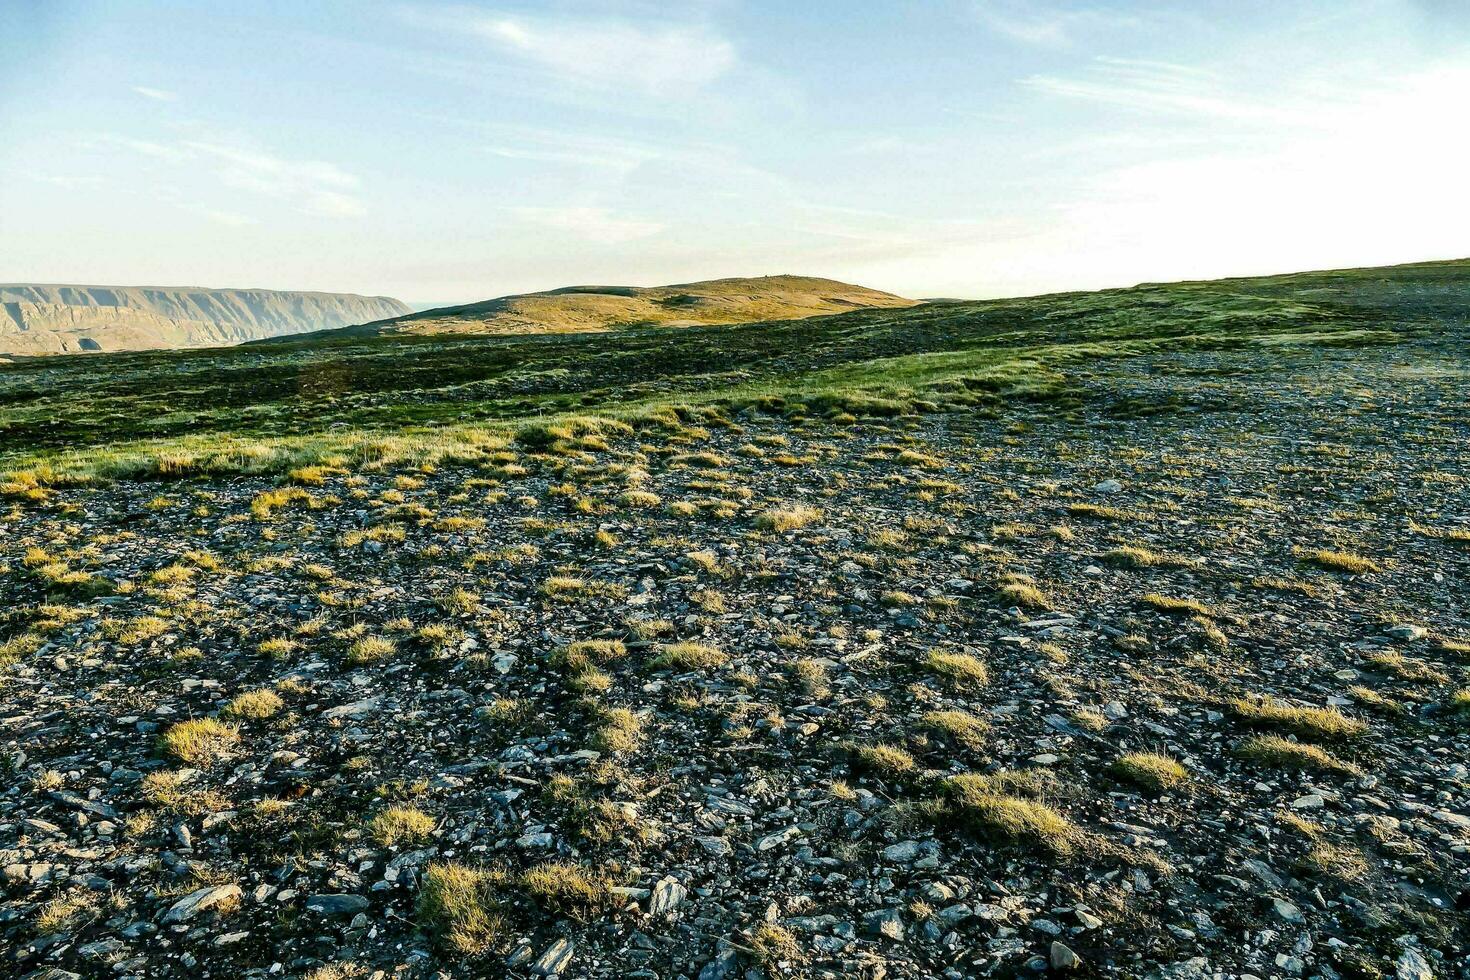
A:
[[0, 258, 1466, 979], [290, 274, 917, 340], [1, 258, 1458, 479]]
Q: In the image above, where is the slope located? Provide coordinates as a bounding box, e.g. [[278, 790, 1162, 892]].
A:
[[0, 284, 410, 355], [302, 275, 916, 340]]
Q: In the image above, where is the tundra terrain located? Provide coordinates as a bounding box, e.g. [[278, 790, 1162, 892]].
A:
[[1, 260, 1466, 980]]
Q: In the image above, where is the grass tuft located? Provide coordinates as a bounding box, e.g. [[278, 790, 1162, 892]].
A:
[[942, 773, 1079, 854], [159, 718, 239, 764], [925, 649, 990, 688], [756, 504, 822, 532], [1231, 697, 1367, 739], [370, 805, 436, 846], [1111, 752, 1189, 792], [224, 689, 284, 720], [1235, 735, 1360, 775], [417, 862, 508, 956]]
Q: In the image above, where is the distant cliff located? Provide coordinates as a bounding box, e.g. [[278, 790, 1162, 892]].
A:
[[0, 284, 410, 355]]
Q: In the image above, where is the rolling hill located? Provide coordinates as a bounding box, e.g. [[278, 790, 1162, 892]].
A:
[[295, 274, 917, 340], [0, 284, 410, 355]]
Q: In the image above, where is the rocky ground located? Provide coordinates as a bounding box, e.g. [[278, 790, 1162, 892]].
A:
[[2, 338, 1467, 979]]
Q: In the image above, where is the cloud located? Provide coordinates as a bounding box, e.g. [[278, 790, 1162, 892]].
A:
[[1022, 57, 1303, 124], [411, 8, 737, 95], [107, 136, 366, 218], [477, 127, 666, 173], [179, 141, 365, 217], [132, 85, 179, 102], [197, 208, 259, 227], [973, 1, 1144, 46], [514, 206, 664, 244], [839, 62, 1470, 297]]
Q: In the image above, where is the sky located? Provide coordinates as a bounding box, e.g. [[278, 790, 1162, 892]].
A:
[[2, 0, 1468, 305]]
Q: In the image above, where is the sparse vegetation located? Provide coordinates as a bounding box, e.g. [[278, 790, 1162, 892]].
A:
[[1111, 752, 1189, 792], [1231, 697, 1368, 739], [1236, 735, 1360, 775], [941, 773, 1079, 855], [158, 718, 240, 764], [1, 259, 1465, 977], [225, 689, 285, 720], [370, 805, 436, 846], [925, 649, 990, 688], [756, 504, 821, 532]]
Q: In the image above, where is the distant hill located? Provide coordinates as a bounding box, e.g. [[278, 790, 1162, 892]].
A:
[[0, 284, 410, 355], [293, 275, 916, 341]]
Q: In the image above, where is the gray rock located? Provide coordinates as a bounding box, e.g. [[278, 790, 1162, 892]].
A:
[[696, 836, 731, 857], [881, 840, 922, 863], [530, 937, 575, 976], [321, 697, 382, 720], [162, 884, 241, 923], [756, 825, 802, 851], [1395, 947, 1434, 980], [1051, 941, 1082, 969], [306, 893, 369, 916], [1271, 899, 1304, 924], [863, 906, 905, 940], [648, 876, 686, 916], [78, 938, 126, 960], [46, 791, 119, 821], [1075, 909, 1104, 930], [698, 949, 739, 980]]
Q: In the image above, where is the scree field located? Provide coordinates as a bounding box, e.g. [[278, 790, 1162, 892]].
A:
[[1, 259, 1467, 979]]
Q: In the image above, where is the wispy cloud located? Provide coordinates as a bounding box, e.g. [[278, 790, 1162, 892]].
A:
[[406, 7, 737, 96], [107, 136, 367, 218], [196, 208, 258, 227], [131, 85, 178, 102], [477, 127, 665, 174], [514, 206, 664, 244], [973, 0, 1144, 46], [182, 140, 364, 217], [1023, 56, 1345, 127]]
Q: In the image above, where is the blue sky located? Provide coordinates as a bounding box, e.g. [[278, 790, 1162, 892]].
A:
[[2, 1, 1468, 304]]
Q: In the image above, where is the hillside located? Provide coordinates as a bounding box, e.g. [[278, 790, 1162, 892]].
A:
[[303, 274, 916, 340], [0, 284, 410, 355], [0, 258, 1466, 980]]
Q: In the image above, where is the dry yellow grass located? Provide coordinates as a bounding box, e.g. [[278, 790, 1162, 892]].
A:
[[224, 689, 284, 720], [159, 718, 239, 764], [347, 635, 396, 665], [591, 707, 644, 753], [756, 503, 822, 532], [853, 743, 917, 776], [369, 805, 435, 846], [748, 922, 805, 970], [1231, 697, 1367, 739], [921, 709, 990, 750], [520, 861, 616, 920], [1295, 547, 1381, 574], [944, 774, 1079, 854], [999, 581, 1050, 609], [925, 649, 990, 688], [417, 862, 506, 955], [1236, 735, 1360, 775], [654, 641, 727, 671], [1111, 752, 1189, 791]]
